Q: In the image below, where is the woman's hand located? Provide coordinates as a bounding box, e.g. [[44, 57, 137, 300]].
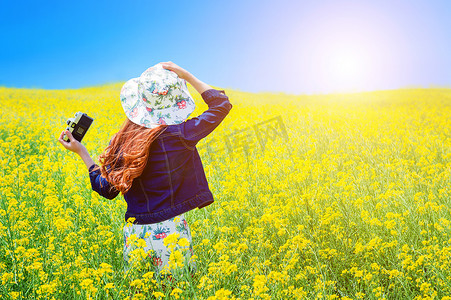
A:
[[58, 130, 95, 169], [58, 130, 86, 154], [161, 61, 212, 94], [160, 61, 193, 81]]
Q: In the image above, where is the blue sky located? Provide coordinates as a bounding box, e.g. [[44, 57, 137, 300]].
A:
[[1, 0, 450, 94]]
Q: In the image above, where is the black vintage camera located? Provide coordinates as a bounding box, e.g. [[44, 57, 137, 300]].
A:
[[63, 112, 94, 142]]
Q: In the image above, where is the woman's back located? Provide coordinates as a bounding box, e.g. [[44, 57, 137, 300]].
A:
[[89, 88, 233, 224], [125, 122, 215, 223]]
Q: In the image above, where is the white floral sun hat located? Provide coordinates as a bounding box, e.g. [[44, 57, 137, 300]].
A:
[[120, 63, 196, 127]]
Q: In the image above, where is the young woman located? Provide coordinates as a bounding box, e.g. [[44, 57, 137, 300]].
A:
[[58, 61, 233, 275]]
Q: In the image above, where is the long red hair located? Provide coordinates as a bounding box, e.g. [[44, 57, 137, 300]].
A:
[[92, 118, 168, 194]]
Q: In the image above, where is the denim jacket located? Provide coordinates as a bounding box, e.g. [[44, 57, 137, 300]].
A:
[[89, 88, 232, 224]]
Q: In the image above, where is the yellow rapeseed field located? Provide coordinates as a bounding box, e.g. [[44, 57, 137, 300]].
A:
[[0, 84, 450, 299]]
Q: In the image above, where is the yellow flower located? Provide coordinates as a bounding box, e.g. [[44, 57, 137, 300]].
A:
[[136, 238, 147, 248], [170, 288, 183, 299], [2, 272, 13, 285], [104, 283, 114, 289], [168, 250, 184, 269], [178, 237, 190, 248], [207, 288, 234, 300], [152, 291, 165, 298], [364, 273, 373, 281], [163, 233, 180, 251], [126, 217, 136, 227], [253, 275, 269, 296], [130, 279, 143, 289]]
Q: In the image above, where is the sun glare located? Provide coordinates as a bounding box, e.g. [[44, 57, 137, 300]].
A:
[[293, 4, 398, 94], [327, 45, 368, 90], [330, 51, 360, 81]]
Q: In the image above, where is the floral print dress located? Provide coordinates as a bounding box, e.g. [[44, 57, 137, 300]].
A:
[[123, 214, 195, 275]]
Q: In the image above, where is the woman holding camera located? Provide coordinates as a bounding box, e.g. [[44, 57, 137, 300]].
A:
[[58, 61, 233, 275]]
